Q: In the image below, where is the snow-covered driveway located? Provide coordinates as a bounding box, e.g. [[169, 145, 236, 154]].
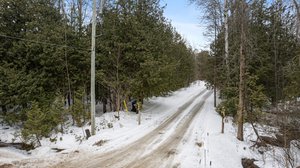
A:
[[53, 89, 212, 168]]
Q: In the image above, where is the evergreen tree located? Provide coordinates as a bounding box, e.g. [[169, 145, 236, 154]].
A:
[[96, 0, 195, 111], [22, 102, 51, 146], [193, 0, 299, 140]]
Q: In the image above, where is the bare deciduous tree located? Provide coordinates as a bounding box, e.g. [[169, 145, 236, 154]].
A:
[[237, 0, 247, 141]]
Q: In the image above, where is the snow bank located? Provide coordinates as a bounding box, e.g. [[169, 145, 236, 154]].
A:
[[173, 93, 300, 168]]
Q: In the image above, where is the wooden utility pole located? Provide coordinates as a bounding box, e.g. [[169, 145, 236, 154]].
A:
[[90, 0, 97, 136]]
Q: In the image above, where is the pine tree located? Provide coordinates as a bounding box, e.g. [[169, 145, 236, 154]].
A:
[[96, 0, 195, 112], [22, 102, 50, 146]]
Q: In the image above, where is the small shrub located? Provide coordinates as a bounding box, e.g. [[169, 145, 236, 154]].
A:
[[93, 139, 108, 146], [21, 100, 62, 146]]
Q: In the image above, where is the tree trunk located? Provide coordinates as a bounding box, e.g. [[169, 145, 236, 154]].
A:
[[293, 0, 300, 65], [116, 45, 121, 120], [213, 10, 217, 108], [221, 0, 229, 134], [250, 122, 264, 145], [109, 90, 113, 111], [237, 43, 245, 141], [293, 0, 300, 40], [221, 116, 225, 133], [77, 0, 83, 36], [62, 0, 72, 108], [60, 121, 64, 133], [35, 134, 41, 147], [224, 0, 229, 80], [214, 81, 217, 107], [273, 3, 279, 109], [112, 92, 117, 111], [116, 91, 120, 120], [102, 97, 107, 113], [138, 101, 141, 125], [237, 0, 246, 141], [1, 105, 7, 116], [221, 108, 225, 134]]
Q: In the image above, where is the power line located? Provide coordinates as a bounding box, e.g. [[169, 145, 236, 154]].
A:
[[0, 34, 91, 51]]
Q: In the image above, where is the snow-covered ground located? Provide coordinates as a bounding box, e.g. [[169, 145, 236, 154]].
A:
[[0, 81, 299, 168]]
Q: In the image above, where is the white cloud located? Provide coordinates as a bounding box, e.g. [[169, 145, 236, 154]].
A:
[[171, 21, 211, 51]]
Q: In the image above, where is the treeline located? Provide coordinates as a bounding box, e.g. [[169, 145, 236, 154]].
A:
[[195, 1, 300, 166], [0, 0, 195, 143], [96, 0, 195, 112], [195, 0, 300, 143]]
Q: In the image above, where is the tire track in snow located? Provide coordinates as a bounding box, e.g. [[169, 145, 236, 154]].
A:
[[53, 89, 210, 168], [126, 91, 213, 168]]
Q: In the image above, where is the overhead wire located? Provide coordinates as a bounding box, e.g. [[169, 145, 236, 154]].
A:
[[0, 34, 91, 52]]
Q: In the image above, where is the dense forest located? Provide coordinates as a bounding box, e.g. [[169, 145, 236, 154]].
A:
[[1, 0, 300, 159], [0, 0, 195, 143], [194, 0, 300, 155]]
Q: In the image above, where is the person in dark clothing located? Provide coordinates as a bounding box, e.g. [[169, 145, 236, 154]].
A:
[[131, 99, 137, 113]]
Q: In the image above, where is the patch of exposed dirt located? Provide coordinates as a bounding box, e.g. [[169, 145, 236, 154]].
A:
[[241, 158, 259, 168], [0, 164, 14, 168]]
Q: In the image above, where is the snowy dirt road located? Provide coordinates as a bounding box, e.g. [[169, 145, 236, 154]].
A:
[[4, 82, 299, 168], [52, 90, 213, 168]]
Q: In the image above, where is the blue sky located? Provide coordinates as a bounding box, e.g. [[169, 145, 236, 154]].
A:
[[160, 0, 210, 51]]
